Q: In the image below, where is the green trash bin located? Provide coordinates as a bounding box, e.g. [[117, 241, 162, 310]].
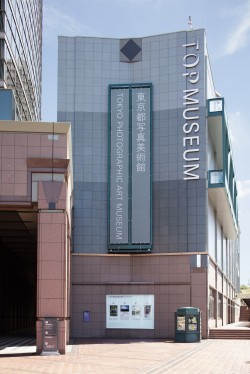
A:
[[175, 307, 201, 342]]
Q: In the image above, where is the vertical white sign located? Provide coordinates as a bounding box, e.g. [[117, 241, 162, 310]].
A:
[[110, 89, 129, 243]]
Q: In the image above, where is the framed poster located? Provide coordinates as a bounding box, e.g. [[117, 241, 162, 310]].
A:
[[106, 295, 154, 329]]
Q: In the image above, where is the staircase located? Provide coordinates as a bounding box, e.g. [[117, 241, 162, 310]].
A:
[[209, 307, 250, 339], [209, 328, 250, 339], [239, 306, 250, 321]]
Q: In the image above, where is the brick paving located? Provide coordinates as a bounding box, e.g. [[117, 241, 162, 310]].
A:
[[0, 338, 250, 373]]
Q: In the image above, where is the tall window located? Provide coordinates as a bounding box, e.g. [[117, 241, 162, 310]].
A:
[[0, 9, 4, 32], [209, 288, 215, 319], [217, 293, 223, 319]]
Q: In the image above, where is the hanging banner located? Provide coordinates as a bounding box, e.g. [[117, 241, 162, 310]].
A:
[[131, 87, 151, 243], [109, 85, 152, 250], [109, 88, 129, 244]]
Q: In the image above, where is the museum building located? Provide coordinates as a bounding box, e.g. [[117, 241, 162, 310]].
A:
[[57, 29, 240, 340], [0, 28, 240, 354]]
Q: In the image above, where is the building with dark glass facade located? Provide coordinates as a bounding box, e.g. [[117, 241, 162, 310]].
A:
[[0, 0, 42, 121], [57, 29, 240, 340]]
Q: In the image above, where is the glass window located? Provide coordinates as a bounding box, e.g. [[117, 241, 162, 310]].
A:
[[210, 170, 223, 184], [209, 288, 215, 319], [0, 0, 5, 11], [0, 38, 4, 58], [217, 222, 222, 268], [209, 99, 223, 113], [223, 236, 227, 273], [0, 59, 4, 79], [0, 10, 4, 32], [208, 201, 216, 259], [217, 293, 223, 319]]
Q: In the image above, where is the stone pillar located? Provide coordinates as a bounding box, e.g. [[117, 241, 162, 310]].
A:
[[190, 267, 208, 339], [36, 181, 70, 354]]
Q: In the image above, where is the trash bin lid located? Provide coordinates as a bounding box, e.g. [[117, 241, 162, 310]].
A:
[[176, 307, 200, 314]]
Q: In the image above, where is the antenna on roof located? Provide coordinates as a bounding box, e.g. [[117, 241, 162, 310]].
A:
[[188, 16, 194, 30]]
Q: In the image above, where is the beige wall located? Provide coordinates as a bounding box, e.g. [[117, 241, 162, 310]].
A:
[[217, 271, 223, 294], [207, 257, 240, 330], [208, 261, 216, 288]]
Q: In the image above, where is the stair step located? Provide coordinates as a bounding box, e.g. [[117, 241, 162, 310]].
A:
[[239, 306, 250, 322], [209, 328, 250, 339]]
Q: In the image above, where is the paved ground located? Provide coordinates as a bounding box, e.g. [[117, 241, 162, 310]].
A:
[[0, 338, 250, 373]]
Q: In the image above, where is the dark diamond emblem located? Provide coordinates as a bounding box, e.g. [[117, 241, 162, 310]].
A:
[[120, 39, 142, 61]]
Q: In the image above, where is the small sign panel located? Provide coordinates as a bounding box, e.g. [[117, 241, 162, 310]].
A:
[[83, 311, 91, 322], [43, 318, 58, 353], [44, 320, 57, 336], [44, 335, 57, 351], [177, 316, 186, 331], [187, 316, 198, 331]]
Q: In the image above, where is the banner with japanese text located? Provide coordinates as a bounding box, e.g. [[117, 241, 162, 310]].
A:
[[109, 85, 151, 250], [131, 87, 151, 243]]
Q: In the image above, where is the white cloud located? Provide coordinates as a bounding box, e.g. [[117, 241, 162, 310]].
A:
[[224, 1, 250, 55], [238, 180, 250, 198], [43, 4, 99, 40]]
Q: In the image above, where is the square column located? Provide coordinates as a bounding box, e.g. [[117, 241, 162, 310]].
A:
[[36, 181, 70, 354]]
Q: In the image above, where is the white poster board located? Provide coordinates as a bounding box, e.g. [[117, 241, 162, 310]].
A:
[[106, 295, 154, 329]]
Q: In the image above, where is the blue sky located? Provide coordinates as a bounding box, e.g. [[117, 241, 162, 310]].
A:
[[42, 0, 250, 285]]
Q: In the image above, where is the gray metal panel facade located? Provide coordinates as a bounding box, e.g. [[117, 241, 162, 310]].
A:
[[57, 29, 207, 255]]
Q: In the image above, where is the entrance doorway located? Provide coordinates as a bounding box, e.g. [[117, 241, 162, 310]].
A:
[[0, 210, 37, 337]]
